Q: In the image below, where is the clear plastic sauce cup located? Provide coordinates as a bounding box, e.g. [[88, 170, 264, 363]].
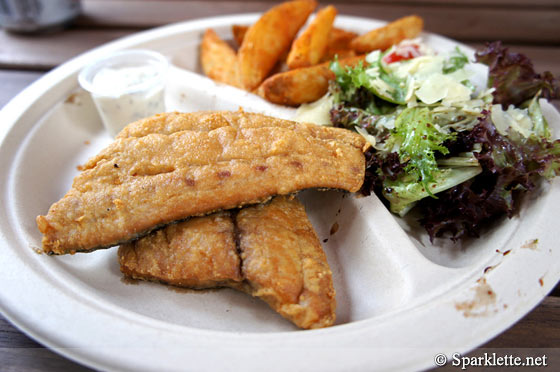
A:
[[78, 49, 168, 137]]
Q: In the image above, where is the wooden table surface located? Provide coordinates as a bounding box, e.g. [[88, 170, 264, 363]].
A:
[[1, 0, 559, 371]]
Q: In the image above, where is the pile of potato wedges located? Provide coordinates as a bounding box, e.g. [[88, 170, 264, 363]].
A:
[[200, 0, 423, 106]]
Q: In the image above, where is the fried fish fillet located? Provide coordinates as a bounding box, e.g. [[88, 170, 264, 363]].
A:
[[37, 111, 367, 255], [118, 211, 242, 289], [119, 196, 335, 329], [235, 196, 336, 329]]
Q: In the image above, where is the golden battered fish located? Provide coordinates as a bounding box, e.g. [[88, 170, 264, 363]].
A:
[[235, 196, 336, 329], [37, 111, 367, 254], [118, 211, 242, 289], [118, 196, 336, 329]]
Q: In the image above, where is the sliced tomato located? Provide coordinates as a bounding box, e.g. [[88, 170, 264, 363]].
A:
[[382, 44, 421, 64]]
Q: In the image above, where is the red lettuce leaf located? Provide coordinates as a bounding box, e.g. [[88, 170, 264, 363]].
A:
[[419, 113, 560, 241], [475, 41, 559, 107], [360, 149, 406, 198]]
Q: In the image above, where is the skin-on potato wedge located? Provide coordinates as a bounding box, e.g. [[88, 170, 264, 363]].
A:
[[350, 15, 424, 53], [238, 0, 317, 91], [322, 48, 356, 62], [234, 22, 351, 65], [234, 25, 357, 57], [328, 27, 359, 50], [287, 5, 337, 69], [322, 27, 359, 62], [201, 28, 240, 87], [257, 55, 364, 106], [232, 24, 248, 47], [233, 24, 290, 66]]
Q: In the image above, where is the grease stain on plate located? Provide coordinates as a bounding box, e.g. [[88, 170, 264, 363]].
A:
[[65, 91, 85, 105], [521, 239, 539, 250], [455, 278, 497, 317], [329, 221, 339, 236]]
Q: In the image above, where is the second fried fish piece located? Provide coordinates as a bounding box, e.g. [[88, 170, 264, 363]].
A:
[[118, 211, 241, 289], [118, 196, 336, 330], [235, 196, 336, 329]]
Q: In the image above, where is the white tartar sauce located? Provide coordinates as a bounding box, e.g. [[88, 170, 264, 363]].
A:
[[90, 64, 165, 136]]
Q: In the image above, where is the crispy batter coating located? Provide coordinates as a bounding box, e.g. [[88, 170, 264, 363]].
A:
[[119, 212, 241, 289], [236, 196, 336, 329], [118, 196, 336, 329], [37, 111, 367, 255]]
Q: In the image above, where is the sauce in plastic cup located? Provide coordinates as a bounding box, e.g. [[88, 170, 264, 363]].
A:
[[78, 49, 168, 137]]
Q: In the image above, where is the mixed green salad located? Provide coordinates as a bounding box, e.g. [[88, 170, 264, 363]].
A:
[[297, 40, 560, 241]]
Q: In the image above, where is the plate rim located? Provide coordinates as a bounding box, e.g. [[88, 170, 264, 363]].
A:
[[0, 13, 558, 372]]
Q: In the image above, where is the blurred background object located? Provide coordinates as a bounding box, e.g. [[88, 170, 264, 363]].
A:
[[0, 0, 81, 33]]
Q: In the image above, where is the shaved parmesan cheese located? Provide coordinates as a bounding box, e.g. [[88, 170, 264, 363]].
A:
[[295, 94, 333, 126], [416, 74, 471, 105], [490, 104, 533, 138]]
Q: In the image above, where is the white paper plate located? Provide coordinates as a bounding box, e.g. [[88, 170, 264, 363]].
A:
[[1, 14, 559, 372]]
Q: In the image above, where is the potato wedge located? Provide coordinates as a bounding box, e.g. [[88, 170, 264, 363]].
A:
[[231, 20, 352, 55], [321, 27, 358, 62], [257, 55, 364, 106], [234, 24, 291, 66], [350, 15, 423, 53], [201, 28, 240, 87], [232, 24, 249, 47], [287, 5, 337, 69], [238, 0, 317, 91], [323, 48, 356, 62], [232, 21, 314, 66], [328, 27, 358, 50]]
